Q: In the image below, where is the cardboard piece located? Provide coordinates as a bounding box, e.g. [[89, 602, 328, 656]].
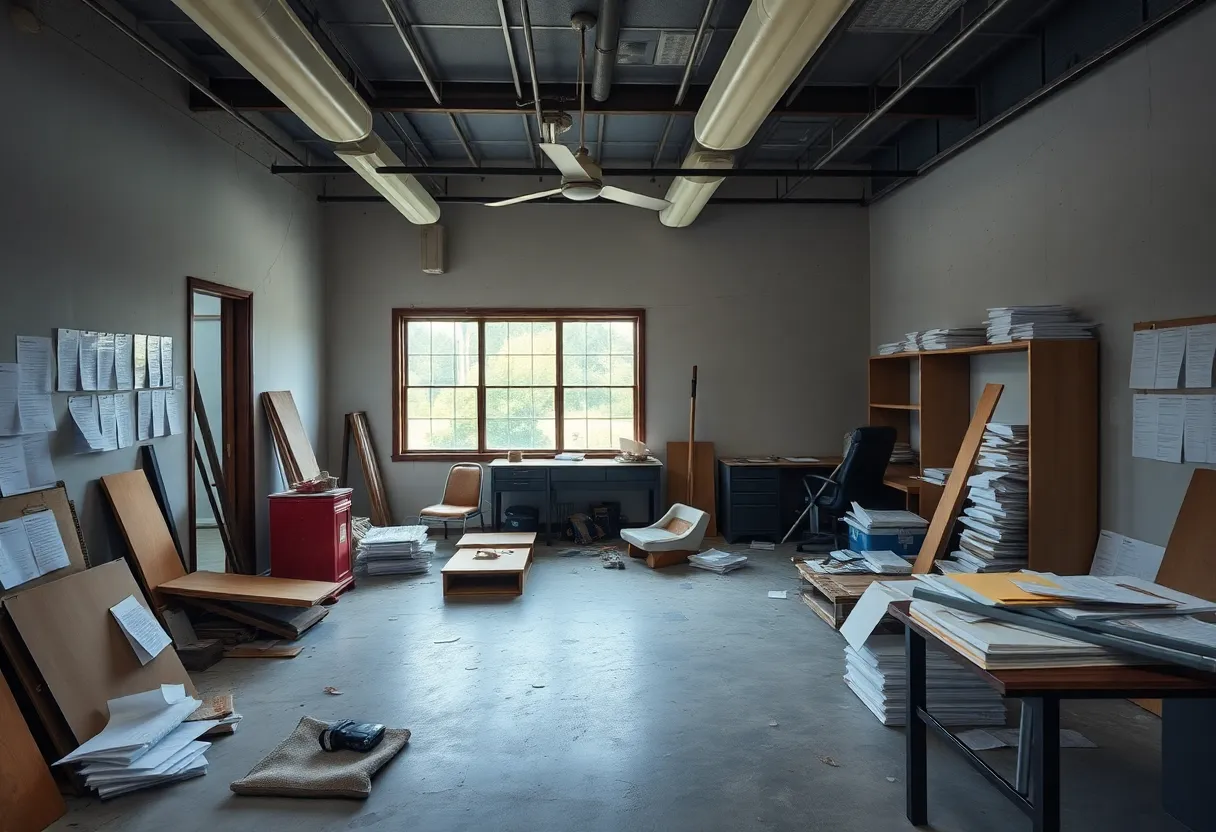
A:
[[99, 470, 186, 601], [262, 391, 321, 485], [666, 441, 717, 537], [2, 560, 195, 743], [1156, 468, 1216, 600], [0, 671, 67, 832], [913, 383, 1004, 574], [0, 483, 88, 601]]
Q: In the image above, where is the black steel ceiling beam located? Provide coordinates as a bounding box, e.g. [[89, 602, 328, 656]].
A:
[[319, 195, 866, 205], [193, 80, 976, 119], [274, 165, 917, 178]]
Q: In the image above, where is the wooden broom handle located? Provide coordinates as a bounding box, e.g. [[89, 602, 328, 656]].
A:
[[687, 366, 698, 504]]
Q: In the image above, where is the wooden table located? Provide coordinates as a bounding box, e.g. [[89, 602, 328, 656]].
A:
[[455, 532, 537, 553], [442, 547, 532, 599], [890, 602, 1216, 832]]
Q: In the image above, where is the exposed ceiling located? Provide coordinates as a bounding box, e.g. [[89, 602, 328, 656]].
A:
[[112, 0, 1202, 193]]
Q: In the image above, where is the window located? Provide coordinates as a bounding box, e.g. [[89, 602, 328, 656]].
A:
[[393, 309, 645, 459]]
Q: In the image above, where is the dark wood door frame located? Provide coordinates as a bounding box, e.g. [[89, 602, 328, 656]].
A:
[[186, 277, 255, 573]]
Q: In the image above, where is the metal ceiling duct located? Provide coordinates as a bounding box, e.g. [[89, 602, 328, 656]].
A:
[[695, 0, 857, 151], [592, 0, 622, 102], [334, 134, 441, 225], [658, 148, 734, 228], [169, 0, 373, 144]]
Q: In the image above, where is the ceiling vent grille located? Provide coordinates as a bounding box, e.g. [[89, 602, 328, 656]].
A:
[[849, 0, 966, 32]]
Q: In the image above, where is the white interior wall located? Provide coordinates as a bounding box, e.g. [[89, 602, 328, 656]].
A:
[[191, 294, 222, 525], [0, 0, 326, 570], [869, 5, 1216, 546], [324, 202, 871, 523]]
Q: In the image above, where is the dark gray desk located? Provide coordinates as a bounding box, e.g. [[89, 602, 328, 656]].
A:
[[489, 459, 663, 541]]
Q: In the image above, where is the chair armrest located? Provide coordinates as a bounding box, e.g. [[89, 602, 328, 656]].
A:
[[803, 474, 838, 501]]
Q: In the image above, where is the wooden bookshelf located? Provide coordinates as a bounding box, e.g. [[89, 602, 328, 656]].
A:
[[868, 340, 1099, 574]]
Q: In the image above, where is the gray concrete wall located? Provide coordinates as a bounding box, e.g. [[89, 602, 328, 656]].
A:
[[869, 6, 1216, 546], [324, 202, 870, 523], [0, 0, 326, 569]]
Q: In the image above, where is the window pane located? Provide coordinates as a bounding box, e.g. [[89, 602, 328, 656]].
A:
[[429, 419, 455, 448], [485, 355, 509, 385], [456, 321, 479, 354], [587, 419, 612, 448], [611, 321, 633, 354], [563, 355, 586, 385], [563, 321, 585, 354], [535, 389, 555, 418], [407, 419, 431, 448], [533, 322, 556, 354], [611, 354, 634, 386], [612, 419, 634, 442], [508, 321, 532, 352], [407, 321, 431, 354], [486, 388, 508, 418], [432, 354, 456, 385], [430, 387, 455, 418], [564, 388, 586, 418], [455, 351, 480, 386], [485, 322, 508, 355], [430, 321, 455, 354], [586, 387, 610, 417], [486, 419, 510, 448], [509, 355, 532, 385], [455, 419, 477, 448], [610, 388, 633, 419], [508, 388, 532, 418], [585, 322, 611, 354], [564, 419, 587, 449], [586, 355, 610, 385], [407, 355, 431, 385], [406, 388, 431, 418], [534, 355, 556, 385], [455, 388, 478, 419]]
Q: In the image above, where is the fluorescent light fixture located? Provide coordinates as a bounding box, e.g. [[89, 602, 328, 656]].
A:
[[334, 134, 441, 225], [694, 0, 856, 151], [171, 0, 373, 144], [658, 149, 734, 228]]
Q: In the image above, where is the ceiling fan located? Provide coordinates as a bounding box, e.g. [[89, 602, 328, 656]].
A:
[[486, 14, 670, 213]]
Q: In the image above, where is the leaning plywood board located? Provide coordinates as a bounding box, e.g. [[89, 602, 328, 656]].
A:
[[0, 484, 89, 601], [913, 383, 1004, 574], [1156, 468, 1216, 600], [159, 572, 341, 608], [263, 391, 321, 484], [666, 441, 717, 537], [0, 671, 67, 832], [100, 469, 186, 601], [2, 560, 195, 744]]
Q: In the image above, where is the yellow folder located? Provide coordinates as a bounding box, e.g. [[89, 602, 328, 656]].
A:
[[943, 572, 1070, 606]]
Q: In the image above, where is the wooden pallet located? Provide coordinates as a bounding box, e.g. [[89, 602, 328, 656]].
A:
[[442, 547, 532, 598], [795, 564, 887, 630]]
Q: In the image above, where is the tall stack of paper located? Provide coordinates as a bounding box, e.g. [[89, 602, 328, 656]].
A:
[[844, 635, 1007, 726], [903, 332, 922, 352], [943, 424, 1028, 573], [919, 327, 987, 350], [986, 306, 1095, 343], [55, 685, 211, 799], [355, 525, 435, 575]]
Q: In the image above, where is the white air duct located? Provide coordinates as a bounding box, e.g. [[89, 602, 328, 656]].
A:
[[170, 0, 372, 144], [335, 134, 440, 225], [695, 0, 856, 151], [658, 149, 734, 228]]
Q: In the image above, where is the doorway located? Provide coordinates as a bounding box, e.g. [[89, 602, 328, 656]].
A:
[[187, 278, 255, 573]]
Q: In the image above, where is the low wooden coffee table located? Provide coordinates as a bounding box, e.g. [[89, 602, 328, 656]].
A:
[[455, 532, 537, 553], [442, 547, 532, 598]]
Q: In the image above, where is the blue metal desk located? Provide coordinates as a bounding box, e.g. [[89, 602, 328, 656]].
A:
[[488, 459, 663, 541]]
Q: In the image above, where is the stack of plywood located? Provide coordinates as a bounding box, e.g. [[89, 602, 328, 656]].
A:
[[262, 391, 320, 486]]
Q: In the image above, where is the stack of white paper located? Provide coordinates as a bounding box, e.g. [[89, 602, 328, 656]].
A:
[[355, 525, 435, 575], [688, 549, 748, 574], [919, 327, 988, 351], [903, 332, 922, 352], [942, 424, 1029, 574], [845, 503, 929, 533], [55, 685, 210, 799], [985, 306, 1096, 343], [877, 341, 905, 356], [890, 442, 918, 465], [860, 550, 914, 575], [921, 467, 951, 485], [844, 635, 1007, 726]]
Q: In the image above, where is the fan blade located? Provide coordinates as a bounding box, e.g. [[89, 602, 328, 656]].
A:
[[540, 143, 593, 180], [484, 189, 563, 207], [599, 186, 670, 211]]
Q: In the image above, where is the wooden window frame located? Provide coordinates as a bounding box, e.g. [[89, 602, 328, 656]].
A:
[[392, 308, 646, 461]]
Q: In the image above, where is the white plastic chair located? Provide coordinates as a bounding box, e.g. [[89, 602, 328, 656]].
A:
[[620, 503, 710, 557]]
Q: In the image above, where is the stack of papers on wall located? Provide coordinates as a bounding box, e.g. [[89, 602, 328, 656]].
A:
[[355, 525, 435, 575], [847, 503, 929, 532], [921, 467, 950, 485], [844, 635, 1007, 726], [688, 549, 748, 574], [890, 442, 918, 465], [986, 306, 1096, 343], [55, 685, 210, 799], [942, 425, 1029, 574], [919, 327, 988, 350]]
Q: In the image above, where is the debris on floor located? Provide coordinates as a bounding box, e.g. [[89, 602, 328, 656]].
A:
[[532, 684, 546, 689], [767, 590, 788, 599], [323, 687, 343, 696], [749, 541, 776, 550], [958, 728, 1097, 751], [601, 551, 626, 569], [434, 637, 460, 644], [222, 640, 303, 659], [768, 721, 779, 727], [818, 755, 841, 767]]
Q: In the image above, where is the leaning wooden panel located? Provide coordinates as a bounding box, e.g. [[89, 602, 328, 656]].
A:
[[100, 470, 187, 600], [262, 391, 321, 483], [158, 572, 342, 608], [1027, 340, 1099, 574], [0, 671, 66, 832], [913, 383, 1004, 574], [666, 441, 717, 536], [2, 560, 195, 744], [1156, 469, 1216, 600]]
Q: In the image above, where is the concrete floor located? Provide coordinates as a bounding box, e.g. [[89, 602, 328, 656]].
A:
[[53, 542, 1186, 832]]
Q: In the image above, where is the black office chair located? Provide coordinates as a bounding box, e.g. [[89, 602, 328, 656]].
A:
[[788, 426, 900, 553]]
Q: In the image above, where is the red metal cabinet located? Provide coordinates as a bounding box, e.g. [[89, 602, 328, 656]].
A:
[[268, 488, 354, 588]]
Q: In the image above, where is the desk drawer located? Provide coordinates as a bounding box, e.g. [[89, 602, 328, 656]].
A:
[[730, 477, 778, 494], [493, 467, 546, 481], [730, 492, 778, 507], [605, 467, 659, 482], [729, 468, 780, 482], [493, 472, 547, 491], [551, 469, 605, 482], [728, 506, 780, 533]]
